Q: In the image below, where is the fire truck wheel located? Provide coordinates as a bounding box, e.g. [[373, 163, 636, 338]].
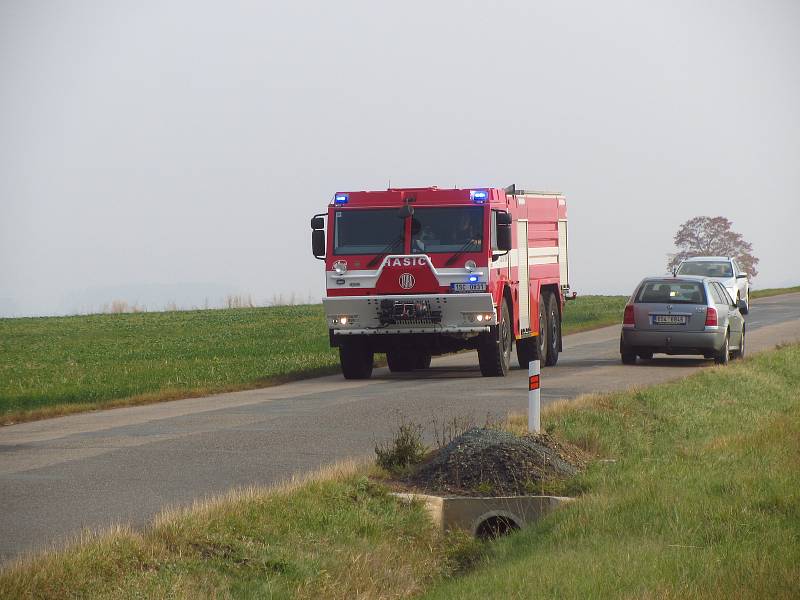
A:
[[478, 298, 512, 377], [516, 337, 535, 369], [544, 292, 560, 367], [532, 294, 548, 362], [387, 349, 415, 372], [339, 341, 374, 379], [414, 352, 432, 370]]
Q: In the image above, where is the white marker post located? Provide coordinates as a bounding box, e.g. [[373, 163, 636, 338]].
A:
[[528, 359, 541, 433]]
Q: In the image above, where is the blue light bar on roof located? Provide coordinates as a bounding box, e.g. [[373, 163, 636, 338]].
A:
[[470, 189, 489, 203], [333, 193, 349, 205]]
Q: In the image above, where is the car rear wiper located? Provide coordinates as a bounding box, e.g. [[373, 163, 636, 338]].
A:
[[367, 234, 404, 268], [445, 238, 479, 266]]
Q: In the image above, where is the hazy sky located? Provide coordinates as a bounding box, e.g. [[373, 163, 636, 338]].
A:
[[2, 1, 799, 317]]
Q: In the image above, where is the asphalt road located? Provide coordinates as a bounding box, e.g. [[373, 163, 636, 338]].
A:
[[1, 293, 799, 564]]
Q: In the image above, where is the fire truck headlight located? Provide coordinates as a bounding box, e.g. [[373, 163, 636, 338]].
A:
[[464, 260, 477, 273], [331, 314, 354, 326], [333, 260, 348, 275], [462, 312, 493, 324]]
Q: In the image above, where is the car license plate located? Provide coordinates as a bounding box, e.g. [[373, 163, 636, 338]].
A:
[[451, 283, 487, 292], [653, 314, 687, 325]]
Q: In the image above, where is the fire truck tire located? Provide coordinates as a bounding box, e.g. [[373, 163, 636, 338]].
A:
[[387, 349, 415, 372], [531, 294, 548, 362], [516, 338, 535, 369], [415, 352, 432, 370], [478, 298, 512, 377], [339, 341, 374, 379], [544, 292, 560, 367]]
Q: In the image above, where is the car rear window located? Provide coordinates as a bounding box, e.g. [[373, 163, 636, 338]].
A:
[[635, 281, 707, 304], [676, 261, 733, 277]]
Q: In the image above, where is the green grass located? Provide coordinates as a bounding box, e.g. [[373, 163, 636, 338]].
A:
[[561, 294, 627, 333], [0, 306, 339, 424], [751, 285, 800, 299], [0, 297, 627, 424], [424, 343, 800, 599], [0, 462, 479, 599]]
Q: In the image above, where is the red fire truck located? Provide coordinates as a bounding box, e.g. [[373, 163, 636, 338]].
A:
[[310, 185, 570, 379]]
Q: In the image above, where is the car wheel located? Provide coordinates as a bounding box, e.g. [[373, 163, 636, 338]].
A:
[[620, 335, 637, 364], [731, 326, 745, 360], [714, 332, 730, 366]]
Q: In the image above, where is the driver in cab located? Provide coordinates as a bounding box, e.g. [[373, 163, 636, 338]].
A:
[[453, 212, 481, 248]]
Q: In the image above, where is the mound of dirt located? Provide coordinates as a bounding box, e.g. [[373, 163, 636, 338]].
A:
[[406, 427, 587, 497]]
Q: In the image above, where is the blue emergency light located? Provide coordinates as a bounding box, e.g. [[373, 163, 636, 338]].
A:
[[468, 275, 479, 283], [334, 193, 349, 205], [470, 189, 489, 203]]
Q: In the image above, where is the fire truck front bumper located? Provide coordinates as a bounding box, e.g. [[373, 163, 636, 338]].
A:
[[323, 293, 496, 336]]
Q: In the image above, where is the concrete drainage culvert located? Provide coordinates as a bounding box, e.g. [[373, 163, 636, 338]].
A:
[[393, 493, 574, 539]]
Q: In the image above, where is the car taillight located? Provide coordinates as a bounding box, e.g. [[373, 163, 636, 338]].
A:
[[623, 304, 635, 326], [705, 306, 718, 327]]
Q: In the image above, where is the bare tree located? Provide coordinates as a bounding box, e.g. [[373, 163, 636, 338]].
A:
[[667, 216, 758, 277]]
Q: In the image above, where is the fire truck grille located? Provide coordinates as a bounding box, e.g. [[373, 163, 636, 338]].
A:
[[379, 299, 442, 325]]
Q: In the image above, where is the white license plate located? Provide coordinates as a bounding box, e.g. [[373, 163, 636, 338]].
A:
[[653, 314, 687, 325], [451, 283, 487, 292]]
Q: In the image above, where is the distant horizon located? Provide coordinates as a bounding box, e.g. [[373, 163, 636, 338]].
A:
[[2, 279, 797, 319]]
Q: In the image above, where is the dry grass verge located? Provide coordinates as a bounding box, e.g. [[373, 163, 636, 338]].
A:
[[0, 460, 480, 599]]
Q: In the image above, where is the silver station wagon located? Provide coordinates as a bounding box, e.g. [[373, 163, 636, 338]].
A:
[[620, 276, 746, 365]]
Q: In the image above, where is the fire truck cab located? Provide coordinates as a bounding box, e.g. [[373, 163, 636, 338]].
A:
[[310, 185, 569, 379]]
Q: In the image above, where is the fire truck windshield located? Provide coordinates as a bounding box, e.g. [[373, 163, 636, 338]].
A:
[[333, 209, 405, 255], [411, 207, 483, 254]]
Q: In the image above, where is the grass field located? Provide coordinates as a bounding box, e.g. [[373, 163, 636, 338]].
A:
[[561, 294, 627, 332], [3, 343, 798, 598], [0, 296, 627, 425], [751, 285, 800, 299], [0, 306, 339, 424]]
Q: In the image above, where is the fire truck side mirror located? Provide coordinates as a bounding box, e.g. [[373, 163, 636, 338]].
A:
[[496, 212, 512, 226], [312, 230, 326, 259], [496, 212, 512, 251], [310, 216, 325, 230], [497, 226, 512, 252]]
